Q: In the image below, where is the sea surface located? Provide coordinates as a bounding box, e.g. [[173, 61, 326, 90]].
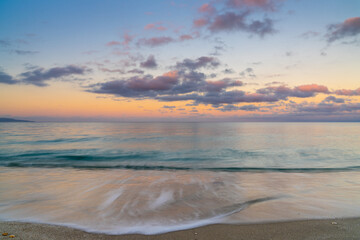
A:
[[0, 122, 359, 234]]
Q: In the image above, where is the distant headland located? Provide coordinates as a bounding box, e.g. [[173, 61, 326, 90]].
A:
[[0, 118, 34, 122]]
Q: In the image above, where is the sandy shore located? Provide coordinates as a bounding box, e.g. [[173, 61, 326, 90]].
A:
[[0, 218, 359, 240]]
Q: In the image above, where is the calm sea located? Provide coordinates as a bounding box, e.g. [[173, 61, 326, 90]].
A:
[[0, 122, 359, 234]]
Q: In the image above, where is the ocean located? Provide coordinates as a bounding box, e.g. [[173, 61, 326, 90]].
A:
[[0, 122, 359, 234]]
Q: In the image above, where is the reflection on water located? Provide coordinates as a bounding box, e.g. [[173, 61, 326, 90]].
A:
[[0, 167, 359, 234]]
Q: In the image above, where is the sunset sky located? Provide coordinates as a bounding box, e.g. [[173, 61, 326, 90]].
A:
[[0, 0, 359, 121]]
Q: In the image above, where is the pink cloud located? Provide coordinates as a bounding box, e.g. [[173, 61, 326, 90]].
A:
[[295, 84, 329, 93], [193, 18, 208, 28], [198, 3, 216, 14], [327, 17, 360, 42], [106, 41, 121, 46], [334, 88, 360, 96], [179, 34, 193, 41], [144, 22, 167, 31], [122, 33, 134, 46], [137, 37, 174, 47], [227, 0, 279, 10]]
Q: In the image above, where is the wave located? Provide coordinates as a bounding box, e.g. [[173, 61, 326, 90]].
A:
[[1, 162, 360, 173], [0, 196, 282, 235]]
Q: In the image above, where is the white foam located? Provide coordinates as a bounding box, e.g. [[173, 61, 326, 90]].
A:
[[148, 190, 174, 210], [98, 187, 124, 210]]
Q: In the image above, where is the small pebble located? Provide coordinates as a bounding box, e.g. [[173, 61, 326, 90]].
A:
[[9, 235, 15, 238], [2, 233, 8, 236], [331, 222, 337, 225], [195, 232, 198, 235]]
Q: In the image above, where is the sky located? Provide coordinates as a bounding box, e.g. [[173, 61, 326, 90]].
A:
[[0, 0, 359, 122]]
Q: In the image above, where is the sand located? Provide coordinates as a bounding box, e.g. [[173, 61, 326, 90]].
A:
[[0, 218, 359, 240]]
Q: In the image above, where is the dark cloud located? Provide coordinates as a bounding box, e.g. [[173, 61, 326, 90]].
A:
[[285, 51, 293, 57], [162, 105, 176, 109], [210, 45, 226, 56], [326, 17, 360, 43], [334, 88, 360, 96], [137, 37, 175, 47], [297, 103, 360, 113], [128, 69, 145, 74], [89, 71, 179, 98], [323, 96, 345, 103], [226, 0, 280, 11], [89, 68, 246, 105], [175, 56, 220, 70], [239, 67, 256, 78], [256, 84, 329, 99], [19, 65, 89, 87], [156, 90, 280, 105], [99, 68, 125, 73], [300, 31, 320, 39], [205, 11, 275, 36], [0, 71, 18, 84], [193, 0, 279, 37], [223, 68, 235, 74], [89, 63, 337, 109], [220, 104, 260, 112], [140, 55, 158, 69], [0, 39, 11, 47]]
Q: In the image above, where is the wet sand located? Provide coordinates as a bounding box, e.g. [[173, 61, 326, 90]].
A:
[[1, 218, 359, 240]]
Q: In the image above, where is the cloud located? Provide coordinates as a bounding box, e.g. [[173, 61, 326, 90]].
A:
[[175, 56, 220, 70], [223, 68, 235, 74], [193, 18, 209, 28], [220, 104, 260, 111], [205, 78, 243, 92], [323, 96, 345, 103], [0, 65, 89, 86], [122, 33, 134, 46], [106, 41, 121, 46], [144, 23, 167, 31], [99, 68, 125, 73], [106, 34, 134, 47], [256, 84, 329, 99], [198, 3, 216, 14], [162, 105, 176, 109], [326, 17, 360, 42], [179, 34, 194, 41], [0, 39, 11, 47], [226, 0, 280, 11], [140, 55, 158, 69], [89, 71, 179, 98], [128, 68, 145, 74], [239, 67, 256, 78], [193, 1, 279, 37], [208, 12, 275, 36], [334, 88, 360, 96], [19, 65, 89, 87], [14, 50, 38, 55], [89, 62, 338, 110], [137, 37, 175, 47], [297, 102, 360, 113], [0, 71, 18, 84], [295, 84, 329, 93], [300, 31, 320, 39]]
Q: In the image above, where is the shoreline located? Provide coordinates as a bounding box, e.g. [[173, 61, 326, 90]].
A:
[[1, 218, 359, 240]]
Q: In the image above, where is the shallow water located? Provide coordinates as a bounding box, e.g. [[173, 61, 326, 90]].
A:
[[0, 122, 359, 234]]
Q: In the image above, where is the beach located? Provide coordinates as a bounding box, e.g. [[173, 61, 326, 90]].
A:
[[1, 218, 360, 240], [1, 123, 360, 237]]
